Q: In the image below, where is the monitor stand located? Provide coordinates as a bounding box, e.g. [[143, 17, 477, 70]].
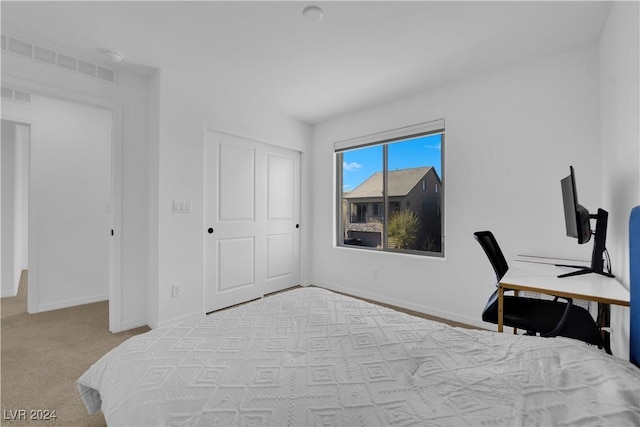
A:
[[556, 265, 615, 278], [557, 209, 615, 278]]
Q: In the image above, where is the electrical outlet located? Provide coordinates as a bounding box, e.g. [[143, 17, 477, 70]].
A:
[[172, 283, 182, 298], [372, 268, 379, 279]]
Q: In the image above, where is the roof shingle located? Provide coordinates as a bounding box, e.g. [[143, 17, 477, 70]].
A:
[[344, 167, 436, 199]]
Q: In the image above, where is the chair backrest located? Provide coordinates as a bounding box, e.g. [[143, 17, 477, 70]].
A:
[[474, 231, 509, 282]]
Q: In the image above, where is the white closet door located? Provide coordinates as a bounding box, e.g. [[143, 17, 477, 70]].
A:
[[204, 131, 302, 313], [264, 144, 300, 294], [204, 131, 266, 312]]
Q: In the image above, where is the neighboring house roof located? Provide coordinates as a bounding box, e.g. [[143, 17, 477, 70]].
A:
[[344, 166, 439, 199]]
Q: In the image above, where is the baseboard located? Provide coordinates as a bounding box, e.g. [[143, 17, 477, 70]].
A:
[[154, 310, 204, 329], [110, 318, 149, 333], [1, 288, 19, 298], [35, 293, 109, 313], [1, 270, 23, 298], [312, 281, 487, 330]]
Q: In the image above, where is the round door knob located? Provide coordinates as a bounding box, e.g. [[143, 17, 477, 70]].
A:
[[296, 224, 300, 229], [207, 227, 214, 234]]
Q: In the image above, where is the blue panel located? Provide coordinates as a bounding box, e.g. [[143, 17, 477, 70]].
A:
[[630, 206, 640, 367]]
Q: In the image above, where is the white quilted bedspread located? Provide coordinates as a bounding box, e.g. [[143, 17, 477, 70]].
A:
[[77, 287, 640, 426]]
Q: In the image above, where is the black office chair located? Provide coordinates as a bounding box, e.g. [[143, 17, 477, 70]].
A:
[[474, 231, 602, 347]]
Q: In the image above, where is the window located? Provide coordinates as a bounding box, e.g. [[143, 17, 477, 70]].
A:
[[336, 120, 444, 256], [354, 204, 367, 223]]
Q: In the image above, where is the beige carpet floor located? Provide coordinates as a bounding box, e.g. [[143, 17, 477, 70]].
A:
[[1, 272, 150, 426]]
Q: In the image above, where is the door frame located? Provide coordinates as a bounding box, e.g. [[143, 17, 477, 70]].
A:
[[1, 75, 123, 332]]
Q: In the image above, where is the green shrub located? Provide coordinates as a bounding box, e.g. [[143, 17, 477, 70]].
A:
[[388, 210, 421, 250]]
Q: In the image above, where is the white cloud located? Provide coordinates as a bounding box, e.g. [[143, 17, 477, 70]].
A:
[[343, 161, 362, 171]]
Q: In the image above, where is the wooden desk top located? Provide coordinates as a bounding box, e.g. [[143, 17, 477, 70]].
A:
[[499, 256, 630, 306]]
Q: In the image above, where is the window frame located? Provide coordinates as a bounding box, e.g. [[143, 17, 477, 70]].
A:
[[335, 119, 445, 257]]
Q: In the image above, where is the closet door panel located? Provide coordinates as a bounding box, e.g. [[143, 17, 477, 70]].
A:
[[204, 131, 264, 312]]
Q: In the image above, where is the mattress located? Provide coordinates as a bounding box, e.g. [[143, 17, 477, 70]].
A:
[[77, 287, 640, 426]]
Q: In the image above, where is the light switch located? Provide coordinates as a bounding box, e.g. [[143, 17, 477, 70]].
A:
[[172, 200, 193, 213]]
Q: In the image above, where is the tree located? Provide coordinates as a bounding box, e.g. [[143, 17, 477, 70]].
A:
[[388, 210, 421, 250]]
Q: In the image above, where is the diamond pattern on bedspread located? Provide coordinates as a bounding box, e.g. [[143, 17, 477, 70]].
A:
[[77, 287, 640, 426]]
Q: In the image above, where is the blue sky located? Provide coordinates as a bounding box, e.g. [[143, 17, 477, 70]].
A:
[[342, 133, 442, 192]]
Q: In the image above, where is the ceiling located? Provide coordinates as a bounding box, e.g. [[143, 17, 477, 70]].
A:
[[1, 1, 612, 125]]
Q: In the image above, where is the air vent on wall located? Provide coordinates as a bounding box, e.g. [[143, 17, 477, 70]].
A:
[[96, 66, 115, 82], [34, 46, 56, 64], [1, 32, 116, 83], [7, 37, 32, 57], [1, 86, 32, 104], [56, 53, 77, 71], [78, 60, 96, 76], [14, 90, 32, 103]]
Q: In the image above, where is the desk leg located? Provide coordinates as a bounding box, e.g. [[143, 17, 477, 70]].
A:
[[513, 290, 519, 334], [598, 302, 612, 354], [498, 286, 504, 333]]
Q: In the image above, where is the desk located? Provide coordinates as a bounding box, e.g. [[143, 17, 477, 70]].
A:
[[497, 256, 630, 334]]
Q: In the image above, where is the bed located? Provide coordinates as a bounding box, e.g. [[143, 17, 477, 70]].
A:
[[78, 286, 640, 426]]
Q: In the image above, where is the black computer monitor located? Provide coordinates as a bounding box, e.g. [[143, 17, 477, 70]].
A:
[[561, 166, 591, 244], [558, 166, 614, 278]]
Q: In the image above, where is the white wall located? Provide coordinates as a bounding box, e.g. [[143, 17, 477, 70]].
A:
[[312, 45, 602, 328], [600, 1, 640, 358], [1, 49, 150, 331], [149, 68, 313, 328]]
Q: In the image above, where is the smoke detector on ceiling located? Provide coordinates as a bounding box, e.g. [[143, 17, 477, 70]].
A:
[[302, 5, 324, 23], [103, 49, 123, 63]]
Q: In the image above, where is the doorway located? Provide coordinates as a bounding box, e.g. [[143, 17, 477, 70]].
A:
[[1, 120, 29, 303], [1, 94, 114, 317]]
